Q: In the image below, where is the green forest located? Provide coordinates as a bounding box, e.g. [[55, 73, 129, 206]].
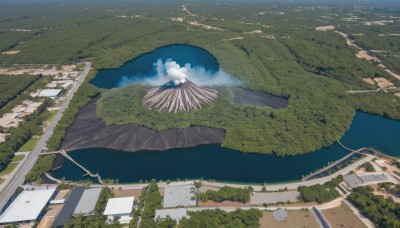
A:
[[179, 209, 262, 228], [0, 1, 399, 157], [348, 186, 400, 228], [198, 187, 252, 203], [298, 176, 343, 203], [0, 74, 39, 109]]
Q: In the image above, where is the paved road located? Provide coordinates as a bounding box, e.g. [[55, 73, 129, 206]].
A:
[[0, 62, 91, 211]]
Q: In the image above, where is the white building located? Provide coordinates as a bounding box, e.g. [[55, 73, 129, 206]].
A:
[[35, 89, 62, 99], [0, 187, 57, 224], [103, 197, 134, 224]]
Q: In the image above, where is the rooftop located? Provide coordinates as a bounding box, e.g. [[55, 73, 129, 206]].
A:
[[103, 197, 134, 216], [344, 172, 389, 188], [155, 208, 188, 222], [163, 184, 196, 208], [344, 174, 363, 188], [73, 188, 102, 216], [38, 89, 62, 98], [52, 186, 85, 228], [0, 187, 57, 224]]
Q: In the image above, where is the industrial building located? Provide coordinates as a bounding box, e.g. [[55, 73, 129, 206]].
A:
[[103, 197, 134, 224], [52, 186, 85, 228], [344, 172, 389, 188], [0, 187, 57, 225], [73, 188, 102, 216]]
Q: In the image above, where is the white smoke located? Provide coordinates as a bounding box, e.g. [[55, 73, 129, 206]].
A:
[[165, 61, 187, 85], [116, 59, 242, 87]]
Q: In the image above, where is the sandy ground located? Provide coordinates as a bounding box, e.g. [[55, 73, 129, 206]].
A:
[[38, 204, 63, 228], [54, 189, 70, 200], [321, 202, 367, 228], [112, 189, 142, 198], [315, 25, 335, 31], [250, 191, 299, 205], [373, 77, 394, 89], [198, 200, 250, 207], [1, 50, 20, 55], [374, 159, 400, 180], [198, 185, 221, 193], [187, 21, 224, 31], [362, 78, 375, 85], [395, 93, 400, 98], [356, 50, 376, 61], [370, 184, 400, 203], [259, 210, 319, 228], [159, 187, 164, 196], [0, 65, 77, 75]]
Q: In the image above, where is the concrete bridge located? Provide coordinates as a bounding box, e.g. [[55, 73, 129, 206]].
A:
[[39, 150, 63, 155]]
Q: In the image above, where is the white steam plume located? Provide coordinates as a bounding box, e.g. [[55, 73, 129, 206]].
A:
[[116, 59, 242, 87], [165, 61, 187, 85]]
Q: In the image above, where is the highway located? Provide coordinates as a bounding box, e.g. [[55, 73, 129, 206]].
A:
[[0, 62, 91, 211]]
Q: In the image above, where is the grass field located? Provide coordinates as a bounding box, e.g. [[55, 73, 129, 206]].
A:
[[0, 179, 4, 185], [11, 155, 24, 162], [259, 210, 319, 228], [17, 138, 39, 152], [0, 162, 18, 176], [322, 202, 367, 228], [44, 110, 57, 123]]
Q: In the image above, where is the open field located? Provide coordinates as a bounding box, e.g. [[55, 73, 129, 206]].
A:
[[112, 189, 142, 198], [11, 155, 24, 162], [0, 163, 18, 176], [322, 202, 367, 228], [259, 210, 319, 228], [17, 138, 39, 152]]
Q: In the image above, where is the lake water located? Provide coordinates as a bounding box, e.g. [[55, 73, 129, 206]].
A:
[[52, 45, 400, 184], [90, 45, 219, 89], [51, 111, 400, 184]]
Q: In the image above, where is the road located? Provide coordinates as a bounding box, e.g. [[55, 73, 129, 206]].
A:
[[0, 62, 91, 211]]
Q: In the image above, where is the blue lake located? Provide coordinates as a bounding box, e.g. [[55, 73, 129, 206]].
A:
[[52, 112, 400, 184], [90, 45, 219, 89], [52, 44, 400, 184]]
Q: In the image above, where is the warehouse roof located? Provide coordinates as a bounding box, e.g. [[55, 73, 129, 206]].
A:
[[0, 187, 57, 224], [163, 184, 196, 208], [38, 89, 62, 97], [103, 197, 134, 216], [52, 186, 85, 228], [73, 188, 102, 216], [155, 208, 188, 221]]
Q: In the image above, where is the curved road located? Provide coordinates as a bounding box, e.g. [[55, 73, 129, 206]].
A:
[[0, 62, 91, 211]]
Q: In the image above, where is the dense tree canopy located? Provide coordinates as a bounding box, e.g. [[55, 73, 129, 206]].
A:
[[348, 186, 400, 228]]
